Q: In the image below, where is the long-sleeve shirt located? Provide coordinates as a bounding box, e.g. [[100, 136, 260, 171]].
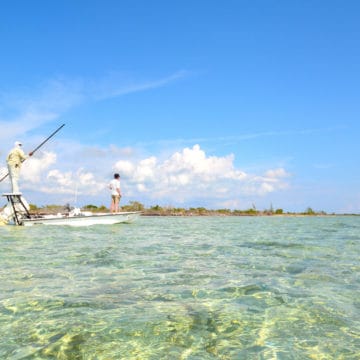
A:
[[7, 147, 28, 168]]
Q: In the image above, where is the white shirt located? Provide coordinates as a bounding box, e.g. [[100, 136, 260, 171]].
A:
[[109, 178, 120, 196]]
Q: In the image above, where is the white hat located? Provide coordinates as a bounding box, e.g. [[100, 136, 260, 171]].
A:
[[14, 141, 22, 146]]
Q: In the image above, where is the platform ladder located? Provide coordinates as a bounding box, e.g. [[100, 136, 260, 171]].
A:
[[2, 193, 31, 225]]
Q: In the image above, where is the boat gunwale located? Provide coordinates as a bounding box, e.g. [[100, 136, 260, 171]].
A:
[[21, 211, 142, 226]]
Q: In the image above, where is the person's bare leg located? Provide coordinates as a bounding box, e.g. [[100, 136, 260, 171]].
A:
[[110, 197, 115, 213], [114, 197, 119, 212]]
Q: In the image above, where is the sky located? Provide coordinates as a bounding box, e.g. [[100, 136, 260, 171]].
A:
[[0, 0, 359, 213]]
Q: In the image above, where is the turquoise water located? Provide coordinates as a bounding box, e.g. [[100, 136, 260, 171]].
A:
[[0, 216, 359, 359]]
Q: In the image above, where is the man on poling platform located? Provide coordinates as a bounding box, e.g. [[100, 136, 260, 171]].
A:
[[6, 141, 33, 193]]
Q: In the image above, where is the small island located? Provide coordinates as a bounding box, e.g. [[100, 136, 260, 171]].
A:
[[23, 201, 356, 217]]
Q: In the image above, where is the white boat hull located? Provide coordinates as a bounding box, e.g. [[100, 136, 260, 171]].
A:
[[22, 211, 141, 226]]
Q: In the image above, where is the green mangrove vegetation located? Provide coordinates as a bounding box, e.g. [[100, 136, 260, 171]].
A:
[[24, 201, 339, 216]]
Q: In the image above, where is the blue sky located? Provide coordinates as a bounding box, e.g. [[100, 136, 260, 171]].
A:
[[0, 0, 359, 213]]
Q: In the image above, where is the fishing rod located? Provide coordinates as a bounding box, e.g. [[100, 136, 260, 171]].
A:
[[0, 124, 65, 183]]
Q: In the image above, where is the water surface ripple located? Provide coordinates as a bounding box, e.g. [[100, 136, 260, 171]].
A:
[[0, 216, 359, 359]]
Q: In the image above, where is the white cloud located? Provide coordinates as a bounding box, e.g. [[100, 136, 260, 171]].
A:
[[28, 168, 106, 197], [265, 168, 290, 179], [93, 70, 189, 100], [0, 140, 292, 208], [111, 144, 291, 204], [22, 152, 57, 183], [0, 78, 85, 147], [0, 71, 188, 150], [47, 169, 73, 188], [113, 160, 135, 176]]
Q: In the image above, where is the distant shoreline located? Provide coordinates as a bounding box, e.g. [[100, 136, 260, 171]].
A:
[[140, 212, 358, 217], [4, 202, 358, 217]]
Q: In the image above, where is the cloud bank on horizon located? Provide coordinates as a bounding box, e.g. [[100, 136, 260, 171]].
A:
[[0, 74, 292, 210], [13, 143, 290, 210]]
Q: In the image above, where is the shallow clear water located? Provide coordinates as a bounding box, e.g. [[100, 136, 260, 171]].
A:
[[0, 216, 359, 359]]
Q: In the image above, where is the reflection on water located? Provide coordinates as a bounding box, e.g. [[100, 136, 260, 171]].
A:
[[0, 216, 359, 359]]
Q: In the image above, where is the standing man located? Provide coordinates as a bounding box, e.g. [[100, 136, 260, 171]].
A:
[[6, 141, 33, 193], [109, 173, 121, 213]]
